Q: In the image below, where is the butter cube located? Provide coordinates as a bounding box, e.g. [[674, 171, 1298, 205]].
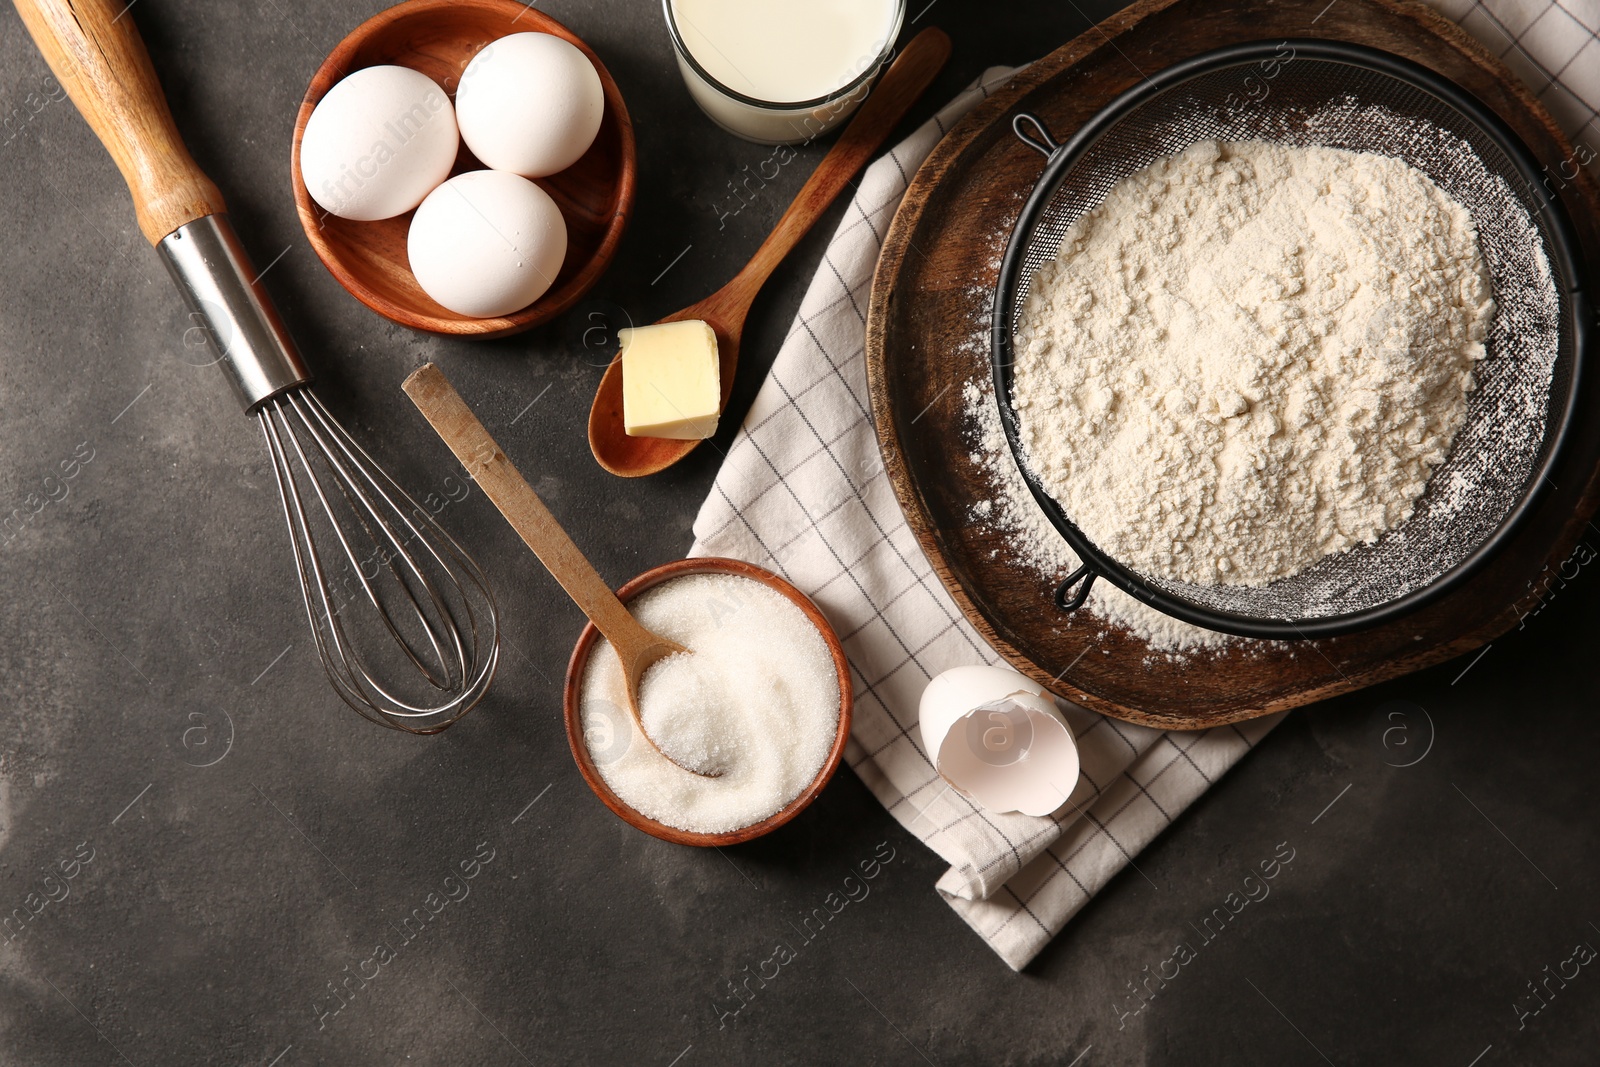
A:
[[620, 320, 722, 440]]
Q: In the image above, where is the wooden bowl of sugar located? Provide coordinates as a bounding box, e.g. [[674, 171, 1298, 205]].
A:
[[562, 557, 853, 847], [290, 0, 636, 338]]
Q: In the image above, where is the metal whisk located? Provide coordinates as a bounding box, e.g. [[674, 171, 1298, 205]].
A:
[[13, 0, 499, 732], [162, 217, 499, 735]]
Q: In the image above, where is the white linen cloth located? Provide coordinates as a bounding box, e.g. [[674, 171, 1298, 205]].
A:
[[688, 2, 1600, 970]]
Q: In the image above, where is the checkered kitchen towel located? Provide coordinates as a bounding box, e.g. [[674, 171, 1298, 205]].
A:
[[689, 2, 1600, 970]]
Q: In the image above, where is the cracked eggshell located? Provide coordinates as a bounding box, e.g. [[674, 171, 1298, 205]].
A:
[[918, 665, 1080, 818], [918, 666, 1044, 756]]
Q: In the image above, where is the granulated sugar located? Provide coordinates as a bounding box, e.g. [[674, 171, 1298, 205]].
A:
[[578, 573, 839, 834]]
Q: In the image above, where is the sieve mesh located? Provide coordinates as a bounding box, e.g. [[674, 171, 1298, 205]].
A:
[[999, 44, 1576, 628]]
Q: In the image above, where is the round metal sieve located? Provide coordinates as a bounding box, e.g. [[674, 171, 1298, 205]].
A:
[[991, 39, 1590, 640]]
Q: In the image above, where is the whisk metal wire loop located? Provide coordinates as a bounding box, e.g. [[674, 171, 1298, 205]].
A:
[[257, 390, 499, 733]]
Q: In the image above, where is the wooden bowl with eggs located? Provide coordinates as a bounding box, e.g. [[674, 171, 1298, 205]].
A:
[[290, 0, 636, 338]]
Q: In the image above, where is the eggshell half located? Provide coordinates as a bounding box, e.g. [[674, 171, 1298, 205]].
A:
[[918, 665, 1081, 818]]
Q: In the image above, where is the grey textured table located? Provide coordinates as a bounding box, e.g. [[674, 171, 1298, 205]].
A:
[[2, 2, 1597, 1064]]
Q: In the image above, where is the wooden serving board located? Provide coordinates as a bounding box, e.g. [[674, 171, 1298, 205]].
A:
[[865, 0, 1600, 730]]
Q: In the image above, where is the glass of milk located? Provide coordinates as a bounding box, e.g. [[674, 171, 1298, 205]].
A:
[[663, 0, 906, 144]]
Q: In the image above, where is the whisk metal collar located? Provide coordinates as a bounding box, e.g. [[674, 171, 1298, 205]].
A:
[[158, 214, 311, 411]]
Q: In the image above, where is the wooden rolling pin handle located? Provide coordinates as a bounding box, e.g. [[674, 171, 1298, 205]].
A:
[[13, 0, 227, 244]]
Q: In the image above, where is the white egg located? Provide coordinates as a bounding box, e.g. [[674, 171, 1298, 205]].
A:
[[455, 32, 604, 178], [407, 171, 567, 318], [300, 65, 458, 221]]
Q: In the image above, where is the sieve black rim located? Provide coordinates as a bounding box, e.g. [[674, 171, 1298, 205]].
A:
[[990, 38, 1591, 641]]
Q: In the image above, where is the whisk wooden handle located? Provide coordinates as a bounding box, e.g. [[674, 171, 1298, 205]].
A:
[[13, 0, 226, 244], [402, 364, 665, 658]]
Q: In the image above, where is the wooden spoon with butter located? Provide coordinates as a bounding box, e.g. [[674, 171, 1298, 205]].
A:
[[586, 26, 951, 478]]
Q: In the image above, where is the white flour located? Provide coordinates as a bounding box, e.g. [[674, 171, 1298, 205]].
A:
[[964, 377, 1235, 655], [1012, 140, 1494, 588]]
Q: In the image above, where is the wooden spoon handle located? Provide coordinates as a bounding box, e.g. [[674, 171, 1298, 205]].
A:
[[13, 0, 226, 244], [402, 364, 661, 656], [715, 26, 952, 319]]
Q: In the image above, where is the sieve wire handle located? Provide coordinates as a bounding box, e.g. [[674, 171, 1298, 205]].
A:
[[1054, 563, 1097, 611], [1012, 112, 1061, 158]]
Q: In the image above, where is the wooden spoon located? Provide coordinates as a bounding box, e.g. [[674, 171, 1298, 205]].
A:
[[403, 363, 713, 775], [587, 26, 952, 478]]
